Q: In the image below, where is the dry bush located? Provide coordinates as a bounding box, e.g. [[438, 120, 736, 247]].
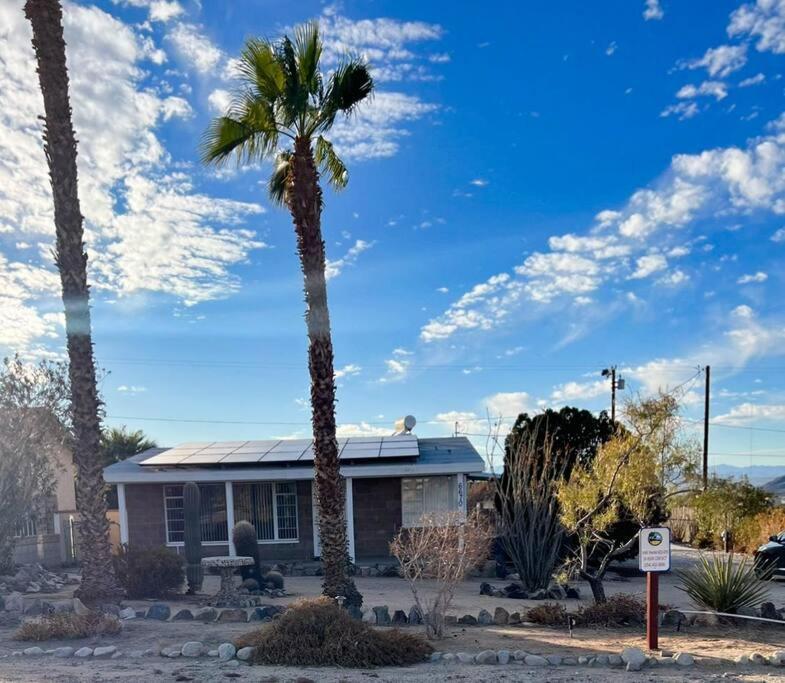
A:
[[15, 612, 121, 641], [526, 602, 567, 626], [113, 545, 184, 598], [390, 509, 492, 639], [236, 597, 431, 667], [575, 593, 645, 626], [736, 508, 785, 553], [669, 505, 698, 544]]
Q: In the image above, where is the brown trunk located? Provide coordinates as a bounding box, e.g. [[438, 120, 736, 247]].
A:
[[25, 0, 122, 605], [583, 572, 607, 603], [287, 136, 361, 608]]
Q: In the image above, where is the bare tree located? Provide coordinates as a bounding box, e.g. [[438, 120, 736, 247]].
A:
[[0, 357, 70, 573], [390, 510, 491, 640]]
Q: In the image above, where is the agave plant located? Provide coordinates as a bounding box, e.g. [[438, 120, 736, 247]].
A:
[[676, 553, 770, 614]]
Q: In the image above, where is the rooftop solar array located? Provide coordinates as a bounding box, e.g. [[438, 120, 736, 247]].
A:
[[139, 435, 419, 467]]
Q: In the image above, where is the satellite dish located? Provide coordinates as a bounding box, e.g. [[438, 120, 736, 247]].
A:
[[394, 415, 417, 434]]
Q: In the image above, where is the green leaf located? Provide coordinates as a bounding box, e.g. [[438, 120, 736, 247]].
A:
[[294, 22, 322, 97], [268, 151, 292, 206], [318, 60, 374, 131], [236, 38, 285, 103], [314, 136, 348, 190]]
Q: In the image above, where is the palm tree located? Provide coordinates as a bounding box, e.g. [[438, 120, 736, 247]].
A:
[[202, 23, 372, 606], [101, 426, 157, 467], [25, 0, 122, 603]]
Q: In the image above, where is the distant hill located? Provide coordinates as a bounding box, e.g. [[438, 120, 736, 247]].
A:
[[709, 464, 785, 487]]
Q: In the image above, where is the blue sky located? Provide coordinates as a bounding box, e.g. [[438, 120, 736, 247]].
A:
[[1, 0, 785, 470]]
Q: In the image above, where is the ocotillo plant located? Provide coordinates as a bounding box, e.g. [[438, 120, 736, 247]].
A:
[[183, 482, 203, 594]]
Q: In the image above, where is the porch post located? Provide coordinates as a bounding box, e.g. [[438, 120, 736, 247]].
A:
[[225, 481, 236, 556], [345, 478, 356, 563], [457, 474, 468, 520], [117, 483, 129, 545]]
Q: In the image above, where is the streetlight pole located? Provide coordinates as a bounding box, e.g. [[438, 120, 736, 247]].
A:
[[602, 366, 624, 422]]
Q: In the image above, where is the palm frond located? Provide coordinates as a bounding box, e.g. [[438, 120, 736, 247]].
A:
[[236, 38, 285, 102], [268, 151, 292, 206], [200, 117, 257, 165], [294, 22, 322, 97], [317, 59, 373, 131], [314, 136, 348, 190], [277, 36, 306, 128]]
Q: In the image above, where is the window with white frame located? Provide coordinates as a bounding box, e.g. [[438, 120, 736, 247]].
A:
[[401, 476, 456, 527], [164, 484, 228, 544], [233, 482, 299, 542]]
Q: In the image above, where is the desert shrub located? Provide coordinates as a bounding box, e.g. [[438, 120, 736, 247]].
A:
[[526, 602, 567, 626], [576, 593, 645, 626], [390, 510, 492, 639], [736, 508, 785, 553], [113, 545, 184, 598], [263, 570, 284, 589], [236, 597, 432, 667], [677, 553, 769, 613], [15, 612, 121, 641]]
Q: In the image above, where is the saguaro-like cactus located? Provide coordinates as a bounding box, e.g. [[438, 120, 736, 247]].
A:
[[183, 482, 203, 594]]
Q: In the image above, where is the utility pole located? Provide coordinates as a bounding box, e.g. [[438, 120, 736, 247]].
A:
[[601, 366, 624, 422], [703, 365, 711, 491]]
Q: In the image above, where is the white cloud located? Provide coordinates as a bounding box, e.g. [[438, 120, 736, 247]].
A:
[[629, 253, 668, 279], [740, 72, 766, 87], [737, 271, 768, 283], [643, 0, 664, 20], [207, 88, 231, 115], [714, 402, 785, 425], [681, 44, 747, 78], [335, 363, 361, 379], [436, 286, 449, 293], [470, 178, 489, 187], [392, 347, 413, 356], [606, 41, 618, 56], [551, 379, 608, 402], [729, 0, 785, 54], [661, 101, 700, 120], [117, 384, 147, 393], [160, 95, 192, 121], [114, 0, 184, 23], [325, 239, 374, 280], [166, 23, 223, 74], [380, 356, 411, 382], [336, 422, 390, 437], [772, 227, 785, 242], [676, 80, 729, 101], [657, 269, 690, 286]]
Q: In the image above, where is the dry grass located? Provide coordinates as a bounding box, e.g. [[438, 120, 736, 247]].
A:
[[526, 602, 567, 626], [15, 612, 122, 641], [575, 594, 645, 626], [236, 597, 432, 667], [736, 508, 785, 553]]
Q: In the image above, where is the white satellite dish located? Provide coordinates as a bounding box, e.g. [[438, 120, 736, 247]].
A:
[[394, 415, 417, 434]]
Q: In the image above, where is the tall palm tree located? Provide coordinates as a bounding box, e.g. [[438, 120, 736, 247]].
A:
[[202, 23, 372, 606], [25, 0, 122, 603]]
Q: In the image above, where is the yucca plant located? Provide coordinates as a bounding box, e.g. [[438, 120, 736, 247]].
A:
[[676, 553, 770, 613]]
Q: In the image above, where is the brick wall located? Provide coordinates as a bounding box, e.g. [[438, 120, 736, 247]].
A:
[[352, 477, 401, 561], [126, 484, 166, 548]]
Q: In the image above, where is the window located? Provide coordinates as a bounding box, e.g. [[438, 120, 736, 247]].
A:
[[233, 482, 299, 542], [14, 516, 38, 538], [401, 476, 456, 527], [164, 484, 228, 544]]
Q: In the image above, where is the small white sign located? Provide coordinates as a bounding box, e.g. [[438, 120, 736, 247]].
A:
[[638, 527, 671, 572]]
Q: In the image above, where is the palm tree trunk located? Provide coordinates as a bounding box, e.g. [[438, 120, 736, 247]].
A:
[[25, 0, 122, 605], [288, 136, 361, 608]]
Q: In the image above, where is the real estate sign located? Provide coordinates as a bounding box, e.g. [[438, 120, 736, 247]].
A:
[[638, 527, 671, 572]]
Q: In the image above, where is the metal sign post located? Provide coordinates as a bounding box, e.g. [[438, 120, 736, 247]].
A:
[[639, 527, 671, 651]]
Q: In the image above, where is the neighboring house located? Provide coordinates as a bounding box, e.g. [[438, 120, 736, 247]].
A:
[[102, 424, 484, 563], [14, 444, 79, 567]]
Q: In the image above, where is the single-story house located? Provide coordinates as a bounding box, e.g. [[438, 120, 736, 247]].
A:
[[102, 426, 485, 563]]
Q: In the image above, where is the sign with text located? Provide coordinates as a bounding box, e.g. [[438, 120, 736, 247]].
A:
[[638, 527, 671, 572]]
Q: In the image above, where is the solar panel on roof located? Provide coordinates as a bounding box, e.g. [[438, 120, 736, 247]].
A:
[[140, 452, 192, 466], [220, 451, 266, 464]]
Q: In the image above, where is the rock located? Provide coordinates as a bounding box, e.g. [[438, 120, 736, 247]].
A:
[[241, 578, 259, 592], [608, 654, 623, 666], [181, 642, 203, 658], [525, 654, 548, 666], [24, 599, 43, 616], [479, 582, 495, 596], [145, 603, 170, 621], [546, 654, 562, 665], [736, 654, 749, 665], [172, 609, 194, 621], [622, 647, 646, 671], [51, 600, 73, 614], [22, 647, 44, 657], [594, 655, 609, 666], [750, 652, 767, 665], [444, 615, 457, 625], [391, 609, 408, 625], [493, 607, 509, 625], [26, 582, 40, 594], [253, 605, 284, 621], [503, 584, 528, 599], [236, 647, 255, 662], [498, 649, 511, 665], [372, 606, 390, 626], [408, 605, 423, 625], [53, 647, 74, 658], [475, 650, 497, 665], [119, 607, 136, 620], [508, 611, 521, 624], [218, 608, 247, 623], [458, 614, 477, 625], [262, 570, 284, 590], [578, 656, 589, 665], [161, 647, 181, 658], [565, 586, 581, 599], [429, 652, 442, 663], [74, 647, 93, 658], [761, 602, 780, 621], [770, 650, 785, 666], [661, 609, 687, 628], [193, 607, 218, 622], [562, 657, 577, 665], [513, 649, 529, 661], [93, 646, 117, 658], [218, 643, 236, 661], [456, 652, 474, 664], [547, 585, 565, 600], [528, 588, 548, 600], [442, 653, 456, 662], [362, 609, 376, 624], [72, 598, 89, 616], [674, 652, 695, 667], [4, 592, 23, 612], [477, 609, 493, 625]]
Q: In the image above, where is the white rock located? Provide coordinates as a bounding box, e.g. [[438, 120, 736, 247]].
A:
[[207, 650, 219, 658], [525, 655, 548, 666], [119, 607, 136, 620], [236, 647, 254, 662], [22, 647, 44, 657], [475, 650, 497, 665], [181, 642, 203, 658], [223, 659, 240, 668], [512, 649, 529, 661], [442, 653, 456, 662], [218, 643, 236, 661], [53, 647, 74, 658], [93, 646, 117, 658], [72, 598, 89, 616], [456, 652, 474, 664], [111, 652, 123, 659], [736, 654, 749, 665], [622, 647, 646, 669], [546, 654, 562, 665], [74, 647, 93, 658], [674, 652, 695, 667], [430, 652, 442, 663], [162, 647, 181, 658], [608, 654, 623, 665], [498, 650, 511, 665]]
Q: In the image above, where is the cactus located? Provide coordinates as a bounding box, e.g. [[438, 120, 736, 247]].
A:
[[232, 520, 262, 583], [183, 482, 203, 594]]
